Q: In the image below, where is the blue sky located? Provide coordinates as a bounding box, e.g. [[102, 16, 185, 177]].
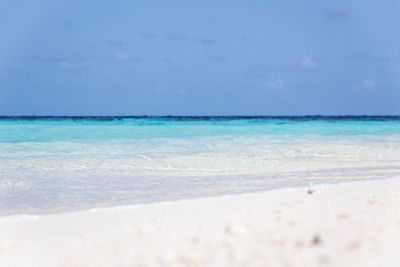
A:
[[0, 0, 399, 115]]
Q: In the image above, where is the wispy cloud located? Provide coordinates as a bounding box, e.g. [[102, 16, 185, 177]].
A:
[[28, 55, 69, 63], [205, 53, 228, 63], [106, 40, 132, 47], [362, 78, 377, 90], [379, 62, 400, 73], [192, 36, 218, 46], [161, 57, 174, 65], [343, 53, 372, 61], [263, 78, 285, 91], [165, 33, 188, 41], [114, 52, 130, 61], [301, 56, 318, 69], [324, 8, 350, 21], [113, 52, 141, 62], [239, 36, 252, 43], [27, 54, 100, 66], [243, 64, 296, 77], [137, 32, 158, 39], [58, 61, 89, 69]]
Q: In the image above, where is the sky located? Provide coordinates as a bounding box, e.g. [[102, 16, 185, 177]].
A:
[[0, 0, 399, 115]]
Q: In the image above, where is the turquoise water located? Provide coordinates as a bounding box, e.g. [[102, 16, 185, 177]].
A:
[[1, 117, 400, 143], [1, 117, 400, 215]]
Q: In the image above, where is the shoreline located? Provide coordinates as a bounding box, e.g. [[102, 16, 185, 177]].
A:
[[1, 177, 400, 266], [1, 176, 396, 219]]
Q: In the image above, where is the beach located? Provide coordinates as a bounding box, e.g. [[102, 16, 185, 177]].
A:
[[1, 177, 400, 267], [2, 0, 400, 264]]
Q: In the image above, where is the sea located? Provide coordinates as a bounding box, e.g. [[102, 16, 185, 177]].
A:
[[1, 116, 400, 215]]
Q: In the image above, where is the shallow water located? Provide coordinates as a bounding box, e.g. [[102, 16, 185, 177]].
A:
[[1, 116, 400, 215]]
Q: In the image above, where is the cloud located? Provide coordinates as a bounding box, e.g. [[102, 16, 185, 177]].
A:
[[161, 57, 174, 65], [192, 37, 218, 46], [362, 79, 377, 90], [263, 78, 285, 91], [165, 33, 188, 41], [301, 56, 318, 69], [113, 52, 141, 63], [240, 36, 252, 43], [137, 32, 158, 39], [58, 61, 89, 69], [106, 40, 132, 47], [27, 54, 101, 66], [324, 8, 350, 21], [343, 53, 372, 61], [114, 52, 130, 61], [135, 32, 220, 46], [379, 62, 400, 73], [243, 64, 296, 77], [205, 54, 228, 63], [27, 55, 68, 63]]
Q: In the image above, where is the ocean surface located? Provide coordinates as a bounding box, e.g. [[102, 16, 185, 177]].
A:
[[1, 116, 400, 215]]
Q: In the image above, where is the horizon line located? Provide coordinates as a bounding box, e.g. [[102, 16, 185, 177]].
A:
[[1, 115, 400, 119]]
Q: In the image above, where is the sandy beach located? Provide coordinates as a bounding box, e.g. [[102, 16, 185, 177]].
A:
[[1, 177, 400, 267], [2, 0, 400, 265]]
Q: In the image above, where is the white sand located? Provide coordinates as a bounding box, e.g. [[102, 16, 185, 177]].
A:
[[1, 177, 400, 267]]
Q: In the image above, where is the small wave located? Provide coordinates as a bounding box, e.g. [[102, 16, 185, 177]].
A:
[[0, 180, 27, 189]]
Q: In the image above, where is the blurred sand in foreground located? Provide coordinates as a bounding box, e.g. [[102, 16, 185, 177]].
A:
[[1, 177, 400, 267]]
